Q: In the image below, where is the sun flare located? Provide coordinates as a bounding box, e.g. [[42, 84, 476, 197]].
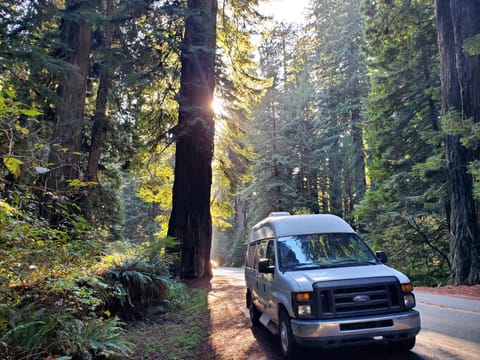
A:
[[212, 95, 226, 116]]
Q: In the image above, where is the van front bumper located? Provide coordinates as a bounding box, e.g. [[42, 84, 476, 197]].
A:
[[290, 310, 420, 348]]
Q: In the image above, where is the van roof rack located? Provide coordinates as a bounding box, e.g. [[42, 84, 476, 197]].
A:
[[268, 212, 291, 217]]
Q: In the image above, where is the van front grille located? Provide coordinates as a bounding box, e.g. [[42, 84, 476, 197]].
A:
[[313, 276, 404, 319]]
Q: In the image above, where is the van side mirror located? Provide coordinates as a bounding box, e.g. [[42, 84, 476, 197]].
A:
[[376, 251, 388, 263], [258, 258, 274, 273]]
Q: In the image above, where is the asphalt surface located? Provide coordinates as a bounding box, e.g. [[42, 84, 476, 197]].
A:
[[415, 291, 480, 312], [415, 291, 480, 344]]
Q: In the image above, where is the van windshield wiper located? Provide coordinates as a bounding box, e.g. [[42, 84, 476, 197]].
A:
[[285, 260, 377, 271], [288, 263, 333, 270], [330, 259, 378, 266]]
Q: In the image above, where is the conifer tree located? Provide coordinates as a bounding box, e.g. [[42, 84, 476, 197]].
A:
[[167, 0, 218, 278], [359, 0, 449, 283], [435, 0, 480, 284], [42, 0, 94, 224], [309, 0, 368, 220]]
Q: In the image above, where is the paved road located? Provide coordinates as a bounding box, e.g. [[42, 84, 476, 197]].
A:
[[415, 291, 480, 344], [214, 267, 480, 359]]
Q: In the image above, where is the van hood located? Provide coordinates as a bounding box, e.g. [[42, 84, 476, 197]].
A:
[[284, 264, 411, 292]]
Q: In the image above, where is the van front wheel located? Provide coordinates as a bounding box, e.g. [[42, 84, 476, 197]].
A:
[[279, 311, 297, 359], [248, 296, 261, 325]]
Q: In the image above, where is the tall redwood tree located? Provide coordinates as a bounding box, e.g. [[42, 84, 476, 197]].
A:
[[435, 0, 480, 284], [168, 0, 218, 278], [87, 0, 113, 183], [42, 0, 93, 224]]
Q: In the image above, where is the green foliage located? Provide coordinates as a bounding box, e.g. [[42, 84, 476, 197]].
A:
[[468, 160, 480, 199], [2, 156, 24, 179], [228, 227, 249, 267], [56, 317, 132, 359], [131, 148, 175, 240], [243, 0, 368, 235], [0, 186, 179, 358], [0, 307, 53, 357], [441, 109, 480, 149], [1, 0, 205, 357], [356, 188, 450, 286], [0, 197, 99, 287], [1, 308, 131, 359], [441, 109, 480, 200], [464, 33, 480, 55], [0, 190, 130, 358], [0, 84, 45, 187], [164, 279, 188, 309], [95, 238, 174, 320], [357, 0, 448, 284], [84, 167, 126, 241]]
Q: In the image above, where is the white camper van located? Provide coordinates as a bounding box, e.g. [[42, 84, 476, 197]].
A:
[[245, 212, 420, 359]]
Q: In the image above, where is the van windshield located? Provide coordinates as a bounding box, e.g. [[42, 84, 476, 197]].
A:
[[277, 233, 378, 271]]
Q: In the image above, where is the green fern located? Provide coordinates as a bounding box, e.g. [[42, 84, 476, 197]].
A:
[[57, 317, 132, 359]]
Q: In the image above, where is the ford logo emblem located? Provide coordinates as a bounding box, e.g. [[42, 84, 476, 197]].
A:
[[353, 295, 370, 303]]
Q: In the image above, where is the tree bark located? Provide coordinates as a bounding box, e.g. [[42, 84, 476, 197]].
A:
[[167, 0, 217, 279], [88, 0, 113, 183], [42, 0, 92, 224], [435, 0, 480, 284], [351, 107, 366, 208]]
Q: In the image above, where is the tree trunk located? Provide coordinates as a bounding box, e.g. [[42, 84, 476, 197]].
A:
[[167, 0, 217, 279], [329, 142, 343, 217], [42, 0, 92, 224], [351, 107, 366, 205], [235, 196, 246, 230], [435, 0, 480, 284], [88, 0, 113, 183]]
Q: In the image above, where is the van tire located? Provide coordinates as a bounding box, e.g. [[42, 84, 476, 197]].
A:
[[279, 310, 297, 359], [248, 296, 261, 325]]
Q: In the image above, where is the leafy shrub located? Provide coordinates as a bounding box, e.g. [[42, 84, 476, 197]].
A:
[[165, 279, 188, 309], [0, 307, 54, 357], [56, 316, 132, 359], [0, 186, 180, 358], [0, 196, 133, 358], [1, 306, 131, 359], [96, 240, 172, 320]]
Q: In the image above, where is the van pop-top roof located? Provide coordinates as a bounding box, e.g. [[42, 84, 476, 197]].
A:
[[250, 212, 355, 242]]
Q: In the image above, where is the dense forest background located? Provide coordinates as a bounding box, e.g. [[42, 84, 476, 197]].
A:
[[0, 0, 479, 358]]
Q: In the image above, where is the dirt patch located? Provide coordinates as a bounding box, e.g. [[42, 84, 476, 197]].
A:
[[194, 270, 277, 360], [416, 284, 480, 299]]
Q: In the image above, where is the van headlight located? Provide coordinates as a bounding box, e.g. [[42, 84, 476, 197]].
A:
[[292, 292, 314, 318], [401, 283, 416, 309], [403, 293, 416, 308], [297, 304, 311, 316]]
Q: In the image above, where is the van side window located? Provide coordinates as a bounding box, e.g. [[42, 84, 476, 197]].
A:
[[255, 241, 267, 269], [246, 242, 256, 268], [265, 240, 275, 267]]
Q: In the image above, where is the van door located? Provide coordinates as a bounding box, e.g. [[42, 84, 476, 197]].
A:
[[253, 240, 267, 312], [245, 241, 258, 303], [262, 239, 277, 320]]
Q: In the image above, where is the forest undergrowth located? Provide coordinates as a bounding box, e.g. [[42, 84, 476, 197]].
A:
[[0, 196, 186, 359]]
